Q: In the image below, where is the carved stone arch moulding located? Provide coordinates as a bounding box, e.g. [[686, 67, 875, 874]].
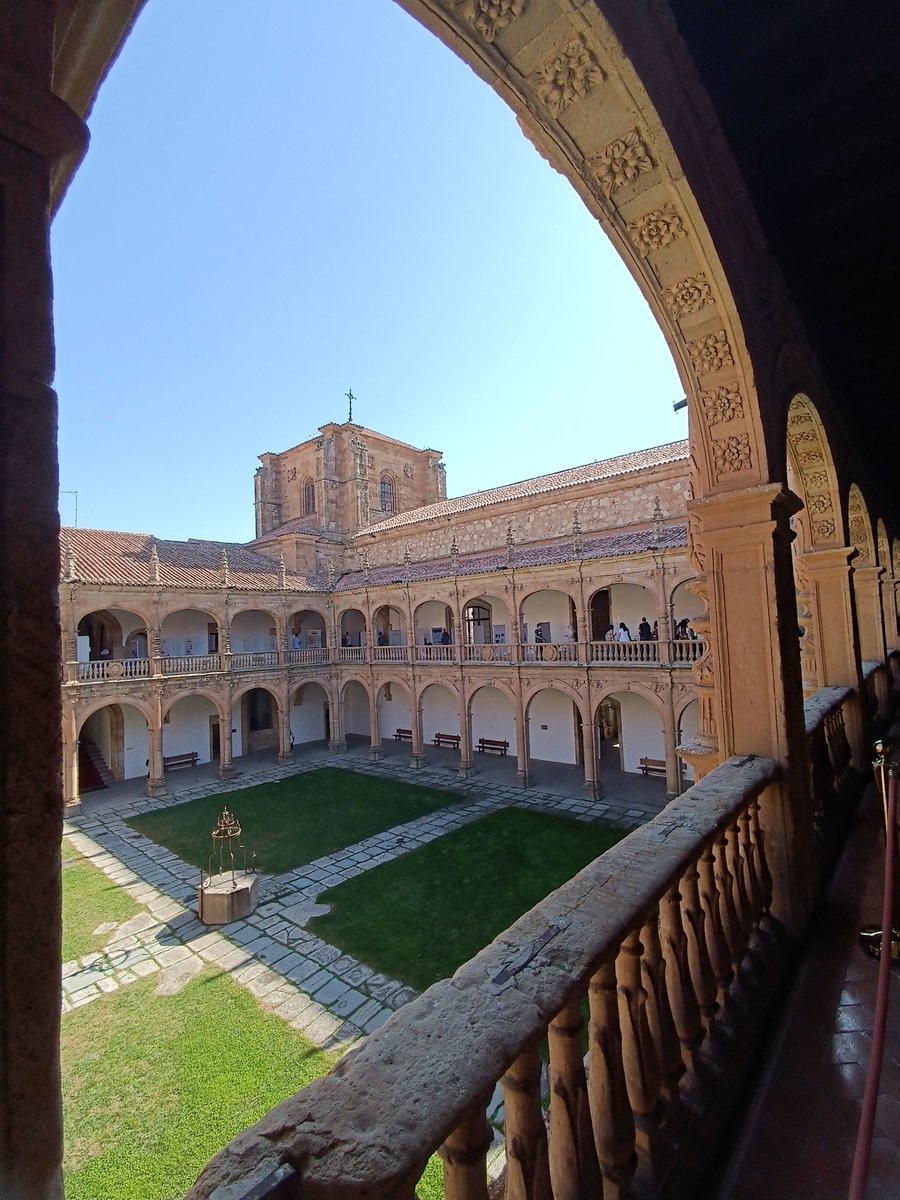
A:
[[407, 0, 769, 497], [847, 483, 875, 565], [876, 519, 891, 571], [785, 394, 842, 550]]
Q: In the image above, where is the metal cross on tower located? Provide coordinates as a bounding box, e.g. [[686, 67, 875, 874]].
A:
[[345, 388, 355, 423]]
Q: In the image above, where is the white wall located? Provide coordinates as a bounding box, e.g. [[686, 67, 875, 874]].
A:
[[470, 687, 515, 748], [415, 601, 451, 644], [343, 683, 369, 735], [230, 611, 277, 653], [608, 584, 657, 640], [421, 685, 459, 742], [109, 608, 145, 642], [617, 692, 664, 774], [82, 708, 112, 766], [671, 583, 705, 625], [291, 685, 327, 743], [521, 590, 573, 643], [161, 609, 216, 656], [163, 695, 216, 766], [123, 705, 150, 780], [528, 690, 577, 763], [377, 686, 412, 737], [677, 699, 699, 783]]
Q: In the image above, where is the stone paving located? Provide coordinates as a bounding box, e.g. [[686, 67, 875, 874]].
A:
[[63, 745, 666, 1058]]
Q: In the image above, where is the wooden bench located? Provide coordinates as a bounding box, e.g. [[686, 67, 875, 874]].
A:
[[639, 757, 666, 777], [394, 727, 413, 742], [164, 751, 198, 770], [433, 732, 461, 750], [477, 737, 509, 756]]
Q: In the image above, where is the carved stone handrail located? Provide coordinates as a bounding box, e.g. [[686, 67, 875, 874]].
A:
[[187, 753, 780, 1200]]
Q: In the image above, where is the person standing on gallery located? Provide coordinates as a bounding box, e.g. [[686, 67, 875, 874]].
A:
[[617, 622, 632, 642], [638, 617, 653, 641]]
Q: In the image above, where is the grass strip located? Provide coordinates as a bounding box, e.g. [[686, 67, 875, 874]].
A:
[[126, 768, 460, 875], [62, 967, 336, 1200], [62, 838, 143, 962], [310, 807, 623, 992]]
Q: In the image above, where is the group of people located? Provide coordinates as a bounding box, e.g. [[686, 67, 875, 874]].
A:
[[603, 616, 694, 642]]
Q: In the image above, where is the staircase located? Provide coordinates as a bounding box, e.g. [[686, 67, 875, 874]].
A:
[[79, 739, 114, 792]]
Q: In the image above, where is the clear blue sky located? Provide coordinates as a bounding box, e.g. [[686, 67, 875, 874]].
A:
[[52, 0, 685, 542]]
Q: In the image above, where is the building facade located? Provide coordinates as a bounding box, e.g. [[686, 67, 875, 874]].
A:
[[60, 432, 704, 807]]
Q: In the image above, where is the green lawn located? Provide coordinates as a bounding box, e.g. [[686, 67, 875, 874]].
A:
[[309, 807, 623, 991], [125, 768, 459, 875], [62, 838, 143, 962], [61, 968, 337, 1200]]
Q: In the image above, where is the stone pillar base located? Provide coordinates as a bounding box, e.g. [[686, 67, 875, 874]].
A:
[[458, 760, 475, 779], [64, 799, 83, 816], [147, 777, 166, 796], [515, 769, 533, 789], [410, 752, 427, 769], [278, 751, 293, 765], [218, 764, 235, 781], [369, 745, 384, 762], [329, 739, 348, 754], [582, 780, 604, 800]]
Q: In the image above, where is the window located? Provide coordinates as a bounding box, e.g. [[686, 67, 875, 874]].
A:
[[303, 477, 315, 515], [380, 473, 396, 514]]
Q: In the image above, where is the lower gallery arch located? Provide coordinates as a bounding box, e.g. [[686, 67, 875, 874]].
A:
[[162, 692, 222, 768], [594, 689, 665, 778], [469, 684, 516, 764], [525, 685, 584, 780], [420, 681, 460, 749], [341, 679, 371, 747], [290, 681, 330, 747], [376, 679, 413, 745], [77, 701, 149, 785], [235, 685, 281, 758], [676, 697, 700, 786]]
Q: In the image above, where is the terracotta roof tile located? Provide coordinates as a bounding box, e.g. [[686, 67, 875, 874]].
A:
[[355, 440, 689, 538], [60, 528, 316, 591]]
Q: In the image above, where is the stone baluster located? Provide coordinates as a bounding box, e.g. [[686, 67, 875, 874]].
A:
[[658, 883, 704, 1075], [736, 808, 761, 935], [713, 832, 743, 970], [747, 797, 773, 931], [678, 862, 718, 1029], [438, 1102, 492, 1200], [724, 819, 753, 949], [501, 1046, 552, 1200], [587, 958, 636, 1197], [639, 917, 684, 1103], [697, 843, 733, 1004], [616, 930, 665, 1186], [548, 995, 601, 1200]]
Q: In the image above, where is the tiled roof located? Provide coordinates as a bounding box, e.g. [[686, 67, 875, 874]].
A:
[[59, 528, 317, 591], [248, 515, 321, 542], [331, 524, 688, 592], [356, 440, 689, 538]]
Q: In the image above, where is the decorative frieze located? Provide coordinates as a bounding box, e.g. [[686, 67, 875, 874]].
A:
[[814, 519, 836, 540], [591, 129, 653, 196], [700, 385, 743, 425], [664, 273, 713, 318], [689, 331, 734, 376], [807, 494, 832, 516], [448, 0, 528, 42], [533, 34, 604, 116], [712, 434, 752, 475], [628, 203, 686, 256]]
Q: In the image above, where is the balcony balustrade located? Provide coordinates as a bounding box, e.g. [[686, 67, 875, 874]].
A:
[[186, 750, 787, 1200], [65, 640, 706, 685]]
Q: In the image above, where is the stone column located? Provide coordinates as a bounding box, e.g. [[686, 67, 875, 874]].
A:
[[277, 684, 292, 763], [369, 688, 383, 761], [853, 564, 889, 716], [218, 692, 234, 780], [329, 683, 347, 752], [799, 546, 866, 766], [458, 689, 474, 778], [515, 688, 532, 789], [654, 556, 671, 663], [0, 8, 88, 1195], [410, 693, 426, 768], [661, 684, 679, 799], [147, 696, 166, 796], [580, 711, 602, 799], [689, 484, 816, 936], [62, 704, 80, 811]]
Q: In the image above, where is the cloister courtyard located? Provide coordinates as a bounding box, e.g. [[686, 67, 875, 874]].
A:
[[61, 743, 663, 1198]]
